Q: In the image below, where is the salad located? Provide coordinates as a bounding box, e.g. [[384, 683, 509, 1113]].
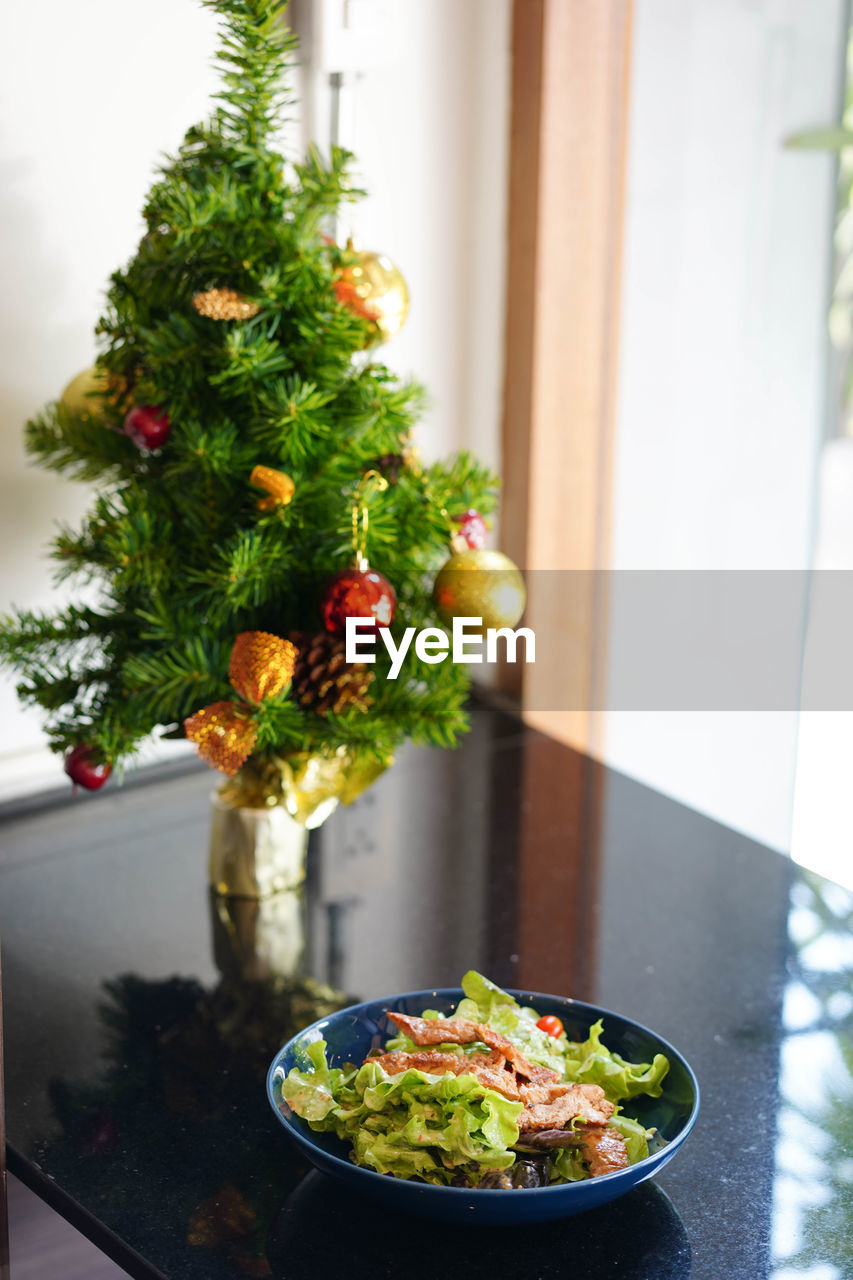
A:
[[280, 971, 670, 1189]]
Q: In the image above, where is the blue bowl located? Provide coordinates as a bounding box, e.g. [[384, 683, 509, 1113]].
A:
[[266, 988, 700, 1224]]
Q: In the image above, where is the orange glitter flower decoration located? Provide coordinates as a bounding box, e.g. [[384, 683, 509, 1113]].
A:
[[228, 631, 296, 704], [184, 631, 297, 776], [184, 702, 258, 777]]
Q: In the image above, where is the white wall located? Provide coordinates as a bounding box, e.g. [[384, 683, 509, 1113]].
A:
[[0, 0, 509, 795], [335, 0, 509, 471], [604, 0, 845, 851], [0, 0, 222, 794]]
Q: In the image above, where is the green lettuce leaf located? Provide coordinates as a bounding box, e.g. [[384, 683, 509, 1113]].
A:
[[565, 1019, 669, 1101], [282, 1042, 523, 1182], [456, 970, 568, 1074], [609, 1113, 654, 1164], [551, 1146, 589, 1182], [280, 1038, 348, 1122]]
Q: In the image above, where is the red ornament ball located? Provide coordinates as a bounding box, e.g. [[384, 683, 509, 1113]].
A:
[[124, 404, 171, 450], [454, 508, 488, 550], [320, 567, 396, 635], [64, 745, 112, 791]]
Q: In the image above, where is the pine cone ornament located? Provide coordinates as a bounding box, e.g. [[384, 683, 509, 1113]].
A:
[[290, 632, 374, 715]]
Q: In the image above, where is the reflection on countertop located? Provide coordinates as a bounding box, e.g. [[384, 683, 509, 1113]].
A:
[[0, 702, 851, 1279], [267, 1170, 692, 1280], [771, 873, 853, 1279]]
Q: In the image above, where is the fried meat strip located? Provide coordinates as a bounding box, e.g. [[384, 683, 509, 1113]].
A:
[[577, 1125, 629, 1177], [517, 1082, 615, 1131], [385, 1013, 482, 1045], [381, 1012, 628, 1180], [370, 1049, 522, 1100], [476, 1025, 560, 1085], [385, 1013, 558, 1086]]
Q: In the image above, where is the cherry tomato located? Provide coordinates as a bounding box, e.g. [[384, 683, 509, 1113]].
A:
[[536, 1014, 564, 1038]]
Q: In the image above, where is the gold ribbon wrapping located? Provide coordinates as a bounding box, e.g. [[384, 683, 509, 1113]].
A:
[[218, 748, 392, 827]]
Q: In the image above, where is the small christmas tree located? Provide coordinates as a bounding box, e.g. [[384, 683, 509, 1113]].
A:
[[0, 0, 499, 812]]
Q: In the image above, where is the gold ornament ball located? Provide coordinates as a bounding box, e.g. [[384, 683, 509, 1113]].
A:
[[338, 250, 409, 343], [433, 549, 527, 632], [60, 366, 110, 418]]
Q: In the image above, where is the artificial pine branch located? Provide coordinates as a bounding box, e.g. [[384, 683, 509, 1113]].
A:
[[25, 406, 132, 481]]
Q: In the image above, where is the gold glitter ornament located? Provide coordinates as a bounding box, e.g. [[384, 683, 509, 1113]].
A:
[[228, 631, 296, 704], [185, 702, 258, 777], [334, 249, 409, 344], [60, 366, 110, 418], [192, 287, 260, 321], [432, 549, 527, 632], [250, 465, 295, 511]]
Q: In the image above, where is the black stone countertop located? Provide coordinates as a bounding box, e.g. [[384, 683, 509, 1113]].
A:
[[0, 703, 850, 1279]]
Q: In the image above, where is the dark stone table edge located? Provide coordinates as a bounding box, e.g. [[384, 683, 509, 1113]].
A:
[[0, 753, 209, 825], [6, 1143, 167, 1280]]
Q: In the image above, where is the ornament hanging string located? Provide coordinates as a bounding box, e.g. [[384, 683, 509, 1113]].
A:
[[352, 470, 388, 571], [320, 473, 397, 634]]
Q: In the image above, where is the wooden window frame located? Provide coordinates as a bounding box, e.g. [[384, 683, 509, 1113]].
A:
[[500, 0, 634, 756]]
